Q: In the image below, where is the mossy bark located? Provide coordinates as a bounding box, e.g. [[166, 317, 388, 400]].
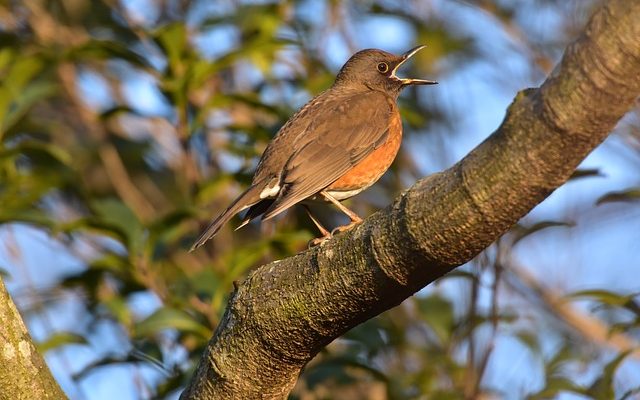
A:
[[0, 278, 67, 400]]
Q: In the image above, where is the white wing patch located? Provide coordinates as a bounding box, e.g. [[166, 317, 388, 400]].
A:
[[259, 183, 281, 199]]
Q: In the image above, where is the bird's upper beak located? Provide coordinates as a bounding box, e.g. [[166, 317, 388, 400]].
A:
[[391, 45, 438, 86]]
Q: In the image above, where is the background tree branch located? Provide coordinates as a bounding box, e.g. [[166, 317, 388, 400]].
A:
[[180, 0, 640, 398]]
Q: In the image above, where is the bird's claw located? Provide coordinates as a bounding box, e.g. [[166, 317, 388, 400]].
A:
[[308, 233, 332, 248], [307, 220, 362, 248], [330, 220, 361, 236]]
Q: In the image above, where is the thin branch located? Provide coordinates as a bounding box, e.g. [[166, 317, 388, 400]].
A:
[[506, 259, 640, 360], [57, 64, 156, 222]]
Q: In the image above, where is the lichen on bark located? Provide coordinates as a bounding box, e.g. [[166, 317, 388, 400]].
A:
[[0, 278, 67, 400]]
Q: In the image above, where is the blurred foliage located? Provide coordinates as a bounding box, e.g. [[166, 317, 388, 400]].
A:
[[0, 0, 639, 399]]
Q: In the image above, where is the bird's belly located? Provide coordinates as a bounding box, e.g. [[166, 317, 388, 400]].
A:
[[325, 112, 402, 199], [322, 187, 369, 200]]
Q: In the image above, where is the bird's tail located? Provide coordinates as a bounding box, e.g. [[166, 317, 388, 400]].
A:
[[190, 181, 266, 251], [234, 199, 274, 231]]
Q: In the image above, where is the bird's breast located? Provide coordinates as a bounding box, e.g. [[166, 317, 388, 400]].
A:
[[325, 105, 402, 196]]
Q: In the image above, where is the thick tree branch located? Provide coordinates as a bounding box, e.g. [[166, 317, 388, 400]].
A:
[[181, 0, 640, 398], [0, 278, 67, 399]]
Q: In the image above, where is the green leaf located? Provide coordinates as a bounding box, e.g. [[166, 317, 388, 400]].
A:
[[71, 354, 136, 380], [103, 297, 133, 328], [209, 239, 276, 311], [99, 105, 140, 120], [210, 37, 296, 73], [0, 140, 73, 167], [569, 168, 604, 181], [345, 320, 389, 352], [2, 55, 43, 91], [416, 294, 455, 344], [66, 40, 150, 69], [134, 307, 210, 339], [596, 188, 640, 205], [87, 252, 130, 275], [440, 270, 478, 283], [155, 23, 188, 72], [586, 351, 632, 399], [0, 209, 56, 229], [528, 377, 585, 399], [1, 81, 58, 133], [0, 54, 56, 137], [545, 344, 574, 377], [527, 345, 587, 398], [148, 208, 195, 250], [187, 268, 221, 299], [304, 356, 387, 389], [37, 331, 87, 353], [0, 48, 14, 71], [566, 289, 638, 308], [619, 387, 640, 400], [514, 330, 540, 354], [89, 198, 143, 252], [512, 220, 574, 246]]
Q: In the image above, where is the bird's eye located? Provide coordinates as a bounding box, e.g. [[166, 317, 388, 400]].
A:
[[376, 62, 389, 73]]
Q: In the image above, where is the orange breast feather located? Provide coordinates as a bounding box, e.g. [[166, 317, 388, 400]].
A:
[[328, 107, 402, 192]]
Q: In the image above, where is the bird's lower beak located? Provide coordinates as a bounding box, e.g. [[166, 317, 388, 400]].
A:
[[392, 45, 438, 86]]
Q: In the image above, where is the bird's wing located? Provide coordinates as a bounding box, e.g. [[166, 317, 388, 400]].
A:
[[262, 90, 393, 220]]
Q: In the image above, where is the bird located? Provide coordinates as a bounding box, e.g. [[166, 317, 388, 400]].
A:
[[191, 45, 437, 251]]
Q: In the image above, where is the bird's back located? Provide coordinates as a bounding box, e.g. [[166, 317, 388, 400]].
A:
[[252, 88, 352, 184]]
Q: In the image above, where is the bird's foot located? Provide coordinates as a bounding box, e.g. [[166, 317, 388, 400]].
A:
[[308, 233, 332, 248], [331, 220, 362, 236]]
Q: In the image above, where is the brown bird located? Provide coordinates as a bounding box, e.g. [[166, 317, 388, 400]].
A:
[[191, 45, 437, 251]]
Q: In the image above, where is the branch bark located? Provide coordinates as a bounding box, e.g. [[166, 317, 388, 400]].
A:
[[181, 0, 640, 398], [0, 278, 67, 399]]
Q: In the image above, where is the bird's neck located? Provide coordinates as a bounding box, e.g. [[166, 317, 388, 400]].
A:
[[331, 83, 400, 100]]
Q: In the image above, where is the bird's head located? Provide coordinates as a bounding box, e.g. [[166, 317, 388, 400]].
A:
[[333, 46, 437, 95]]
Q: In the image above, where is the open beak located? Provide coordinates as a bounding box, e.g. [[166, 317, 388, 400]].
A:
[[392, 45, 438, 86]]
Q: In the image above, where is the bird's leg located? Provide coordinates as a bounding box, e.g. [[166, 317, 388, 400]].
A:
[[319, 190, 363, 235], [304, 205, 332, 247]]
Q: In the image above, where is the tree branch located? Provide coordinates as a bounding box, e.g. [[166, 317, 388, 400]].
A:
[[181, 0, 640, 398], [505, 259, 640, 360], [0, 278, 67, 399]]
